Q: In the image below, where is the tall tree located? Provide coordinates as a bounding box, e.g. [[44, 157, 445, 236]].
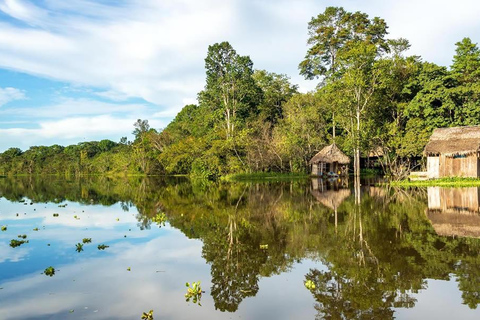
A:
[[300, 7, 389, 177], [200, 41, 261, 139]]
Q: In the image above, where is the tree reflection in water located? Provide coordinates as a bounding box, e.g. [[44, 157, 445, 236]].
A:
[[1, 176, 480, 316]]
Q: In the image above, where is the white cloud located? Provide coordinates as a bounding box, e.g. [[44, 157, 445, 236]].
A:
[[0, 115, 163, 139], [0, 97, 152, 118], [0, 115, 166, 150], [0, 87, 25, 106]]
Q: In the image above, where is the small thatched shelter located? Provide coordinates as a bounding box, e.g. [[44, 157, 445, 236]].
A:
[[309, 144, 350, 176], [424, 126, 480, 178]]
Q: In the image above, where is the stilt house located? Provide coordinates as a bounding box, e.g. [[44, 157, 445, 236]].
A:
[[424, 126, 480, 178], [309, 144, 350, 176]]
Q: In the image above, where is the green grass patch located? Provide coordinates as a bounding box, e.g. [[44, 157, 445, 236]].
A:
[[223, 172, 309, 182], [388, 177, 480, 187]]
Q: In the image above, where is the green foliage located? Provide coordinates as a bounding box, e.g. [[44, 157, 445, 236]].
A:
[[82, 238, 92, 244], [1, 225, 6, 231], [10, 239, 28, 248], [304, 279, 316, 290], [97, 244, 109, 250], [390, 177, 480, 187], [75, 243, 84, 252], [185, 281, 203, 305], [44, 266, 55, 277], [152, 212, 167, 227], [141, 310, 154, 320]]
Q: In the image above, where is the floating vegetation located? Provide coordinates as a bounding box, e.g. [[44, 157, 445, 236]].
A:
[[152, 212, 167, 227], [97, 244, 109, 250], [44, 266, 55, 277], [10, 239, 28, 248], [75, 243, 84, 252], [185, 281, 203, 305], [18, 234, 27, 239], [259, 244, 268, 250], [304, 279, 316, 290], [127, 267, 131, 271], [116, 218, 120, 221], [141, 310, 154, 320], [53, 213, 59, 217], [1, 225, 6, 231], [58, 204, 67, 208], [73, 215, 79, 220], [33, 228, 39, 231], [82, 238, 92, 244]]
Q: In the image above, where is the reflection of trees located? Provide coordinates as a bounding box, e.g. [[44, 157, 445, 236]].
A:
[[3, 176, 480, 313]]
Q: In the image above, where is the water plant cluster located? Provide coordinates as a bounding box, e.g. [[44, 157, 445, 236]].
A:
[[185, 281, 203, 306]]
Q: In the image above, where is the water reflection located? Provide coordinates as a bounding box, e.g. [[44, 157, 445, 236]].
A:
[[427, 187, 480, 238], [0, 177, 480, 319]]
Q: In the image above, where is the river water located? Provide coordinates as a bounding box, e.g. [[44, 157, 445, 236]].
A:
[[0, 176, 479, 319]]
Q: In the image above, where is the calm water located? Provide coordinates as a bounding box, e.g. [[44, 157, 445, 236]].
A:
[[1, 176, 480, 319]]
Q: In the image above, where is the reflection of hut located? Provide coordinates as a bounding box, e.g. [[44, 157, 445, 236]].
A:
[[311, 188, 351, 211], [309, 144, 350, 176], [426, 187, 480, 238], [424, 126, 480, 178]]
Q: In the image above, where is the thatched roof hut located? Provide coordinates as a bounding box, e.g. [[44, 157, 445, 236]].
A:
[[424, 126, 480, 157], [309, 144, 350, 165]]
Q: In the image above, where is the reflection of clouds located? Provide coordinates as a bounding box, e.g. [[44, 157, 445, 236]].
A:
[[7, 202, 137, 228], [0, 243, 30, 263], [0, 231, 218, 320], [0, 202, 147, 250]]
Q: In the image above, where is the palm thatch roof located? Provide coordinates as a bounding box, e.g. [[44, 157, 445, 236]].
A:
[[424, 126, 480, 157], [309, 144, 350, 164]]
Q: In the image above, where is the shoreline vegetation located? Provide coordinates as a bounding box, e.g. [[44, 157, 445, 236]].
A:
[[2, 7, 480, 180], [222, 172, 309, 182], [388, 177, 480, 187]]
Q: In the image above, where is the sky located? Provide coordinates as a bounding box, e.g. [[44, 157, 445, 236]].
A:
[[0, 0, 479, 152]]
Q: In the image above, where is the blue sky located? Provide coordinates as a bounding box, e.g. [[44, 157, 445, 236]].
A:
[[0, 0, 479, 152]]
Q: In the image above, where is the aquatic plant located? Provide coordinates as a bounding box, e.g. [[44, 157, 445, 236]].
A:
[[82, 238, 92, 244], [17, 234, 27, 239], [97, 244, 109, 250], [53, 213, 59, 217], [304, 279, 316, 290], [185, 281, 203, 305], [75, 243, 84, 252], [1, 225, 6, 231], [152, 212, 167, 227], [141, 310, 154, 320], [44, 266, 55, 277], [10, 239, 28, 248], [33, 228, 39, 231]]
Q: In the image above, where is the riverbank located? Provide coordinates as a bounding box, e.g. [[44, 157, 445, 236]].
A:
[[222, 172, 309, 182], [389, 177, 480, 187]]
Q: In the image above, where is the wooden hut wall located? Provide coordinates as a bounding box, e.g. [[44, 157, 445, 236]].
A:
[[439, 154, 479, 178], [427, 156, 439, 179]]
